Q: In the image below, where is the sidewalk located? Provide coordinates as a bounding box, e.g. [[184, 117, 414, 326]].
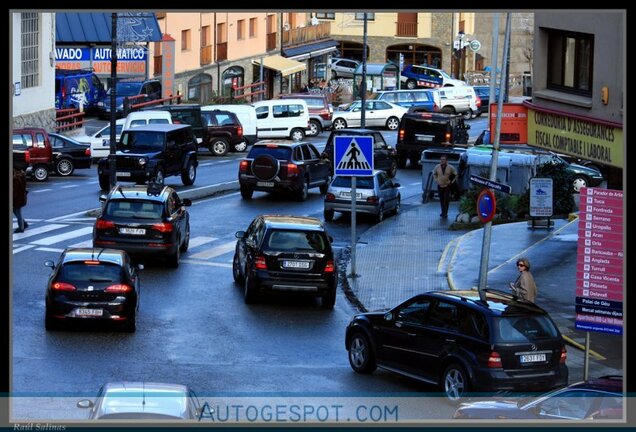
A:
[[345, 198, 623, 384]]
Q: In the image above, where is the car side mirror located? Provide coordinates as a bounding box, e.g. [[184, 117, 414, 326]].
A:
[[181, 198, 192, 207], [77, 399, 94, 409], [384, 312, 394, 321], [44, 260, 55, 269], [99, 194, 108, 203], [235, 230, 246, 239]]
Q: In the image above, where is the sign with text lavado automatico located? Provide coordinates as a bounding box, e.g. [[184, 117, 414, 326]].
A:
[[529, 178, 553, 217], [469, 174, 511, 194], [334, 136, 374, 176]]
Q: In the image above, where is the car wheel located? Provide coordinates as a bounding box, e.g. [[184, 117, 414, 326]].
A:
[[462, 108, 473, 121], [33, 164, 49, 182], [387, 161, 398, 178], [210, 138, 229, 156], [386, 116, 400, 130], [233, 140, 248, 152], [393, 196, 401, 215], [180, 222, 190, 252], [56, 158, 75, 176], [181, 160, 196, 186], [324, 209, 334, 222], [244, 273, 259, 304], [573, 175, 588, 193], [406, 79, 417, 89], [309, 120, 322, 136], [333, 118, 347, 130], [298, 178, 309, 201], [443, 364, 469, 404], [232, 253, 244, 284], [290, 128, 305, 141], [442, 106, 455, 115], [154, 167, 165, 185], [321, 289, 336, 309], [122, 313, 136, 333], [240, 185, 254, 199], [167, 242, 180, 268], [98, 175, 111, 191], [376, 205, 384, 223], [348, 332, 376, 373]]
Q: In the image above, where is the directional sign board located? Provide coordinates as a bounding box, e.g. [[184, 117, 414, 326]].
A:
[[469, 174, 512, 194], [334, 136, 374, 176]]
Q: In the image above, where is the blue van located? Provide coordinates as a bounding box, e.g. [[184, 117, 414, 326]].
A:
[[54, 69, 106, 111], [370, 89, 440, 112]]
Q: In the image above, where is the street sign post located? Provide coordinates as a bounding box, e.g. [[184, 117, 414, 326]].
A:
[[469, 174, 511, 194], [334, 136, 374, 277]]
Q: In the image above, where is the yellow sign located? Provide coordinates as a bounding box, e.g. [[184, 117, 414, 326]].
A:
[[527, 108, 623, 168]]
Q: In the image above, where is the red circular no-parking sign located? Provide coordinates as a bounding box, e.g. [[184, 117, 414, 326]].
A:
[[477, 189, 497, 223]]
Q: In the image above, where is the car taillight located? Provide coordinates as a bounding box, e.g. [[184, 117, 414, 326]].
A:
[[237, 126, 243, 137], [433, 103, 439, 112], [25, 151, 31, 164], [95, 219, 116, 230], [152, 222, 173, 233], [366, 196, 379, 204], [287, 163, 300, 175], [85, 148, 91, 156], [445, 132, 451, 142], [104, 284, 133, 293], [560, 346, 567, 364], [475, 95, 482, 108], [239, 160, 249, 173], [52, 282, 76, 292], [255, 255, 267, 270], [325, 193, 336, 201], [487, 351, 502, 368], [324, 260, 334, 273], [398, 129, 404, 141]]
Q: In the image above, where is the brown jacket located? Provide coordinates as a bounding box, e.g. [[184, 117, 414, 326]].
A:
[[433, 163, 457, 188], [512, 271, 537, 302], [13, 169, 27, 208]]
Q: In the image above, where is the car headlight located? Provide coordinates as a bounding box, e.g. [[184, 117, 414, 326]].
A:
[[138, 158, 147, 166], [97, 101, 104, 107]]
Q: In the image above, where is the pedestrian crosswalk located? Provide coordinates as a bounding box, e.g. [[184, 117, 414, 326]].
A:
[[11, 219, 236, 267]]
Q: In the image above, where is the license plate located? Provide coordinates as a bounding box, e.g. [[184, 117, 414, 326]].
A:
[[120, 227, 146, 235], [520, 354, 546, 363], [116, 171, 131, 177], [257, 181, 275, 187], [416, 134, 434, 142], [341, 192, 362, 198], [76, 308, 103, 317], [283, 260, 310, 269]]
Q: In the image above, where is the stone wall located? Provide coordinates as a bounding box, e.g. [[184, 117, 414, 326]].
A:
[[431, 13, 453, 72], [12, 108, 56, 132]]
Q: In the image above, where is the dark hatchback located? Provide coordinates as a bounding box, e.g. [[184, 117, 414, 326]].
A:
[[49, 132, 92, 176], [44, 248, 141, 332], [454, 375, 623, 420], [238, 141, 331, 201], [93, 184, 191, 268], [323, 128, 398, 178], [232, 215, 337, 308], [472, 86, 500, 116], [345, 289, 568, 403]]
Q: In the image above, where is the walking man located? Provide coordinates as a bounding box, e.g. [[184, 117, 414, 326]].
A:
[[13, 168, 29, 233], [433, 155, 457, 218]]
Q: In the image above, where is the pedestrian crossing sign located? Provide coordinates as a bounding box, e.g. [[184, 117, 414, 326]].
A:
[[334, 136, 374, 176]]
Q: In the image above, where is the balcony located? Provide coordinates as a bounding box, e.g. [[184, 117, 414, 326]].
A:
[[216, 42, 227, 62], [282, 22, 330, 47], [396, 22, 417, 37], [266, 32, 277, 52], [153, 55, 162, 76], [200, 45, 212, 65]]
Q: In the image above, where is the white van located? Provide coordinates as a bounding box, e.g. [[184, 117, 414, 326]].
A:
[[252, 99, 310, 141], [123, 110, 173, 131], [202, 104, 257, 145], [74, 118, 126, 160], [437, 86, 480, 120]]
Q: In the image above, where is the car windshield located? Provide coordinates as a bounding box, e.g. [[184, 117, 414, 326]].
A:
[[493, 315, 559, 342], [105, 200, 164, 219], [107, 82, 143, 96], [248, 146, 292, 160], [118, 132, 165, 152], [439, 70, 452, 79], [58, 262, 123, 284], [331, 176, 374, 189], [265, 230, 329, 253]]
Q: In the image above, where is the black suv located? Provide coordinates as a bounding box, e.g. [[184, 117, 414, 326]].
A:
[[93, 184, 192, 268], [345, 289, 568, 402], [97, 124, 198, 190], [232, 215, 337, 308], [238, 141, 331, 201], [323, 129, 398, 178], [396, 112, 470, 168]]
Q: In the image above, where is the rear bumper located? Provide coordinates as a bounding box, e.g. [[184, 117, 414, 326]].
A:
[[239, 175, 304, 194], [249, 270, 337, 296], [325, 200, 379, 215], [471, 364, 568, 394]]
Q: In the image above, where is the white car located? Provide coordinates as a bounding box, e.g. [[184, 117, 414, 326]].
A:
[[73, 119, 125, 160], [330, 58, 360, 79], [332, 100, 408, 130]]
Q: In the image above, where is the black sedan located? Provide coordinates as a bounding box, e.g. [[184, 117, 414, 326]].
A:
[[49, 132, 92, 176], [453, 375, 623, 420], [44, 248, 141, 332]]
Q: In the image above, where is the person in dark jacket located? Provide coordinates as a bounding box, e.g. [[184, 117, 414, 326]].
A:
[[13, 168, 29, 233]]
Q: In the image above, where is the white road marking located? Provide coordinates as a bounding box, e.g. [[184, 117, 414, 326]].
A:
[[12, 224, 68, 241], [32, 226, 94, 246], [12, 245, 35, 254], [187, 236, 218, 249], [69, 239, 94, 248], [189, 241, 236, 260], [35, 247, 65, 253], [32, 189, 53, 193], [48, 209, 100, 222], [180, 259, 233, 268], [61, 184, 79, 189]]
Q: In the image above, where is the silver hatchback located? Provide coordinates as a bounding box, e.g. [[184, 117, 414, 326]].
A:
[[324, 170, 400, 223]]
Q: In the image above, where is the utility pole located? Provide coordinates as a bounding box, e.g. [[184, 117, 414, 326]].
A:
[[488, 13, 500, 119], [108, 12, 118, 190], [360, 13, 368, 128]]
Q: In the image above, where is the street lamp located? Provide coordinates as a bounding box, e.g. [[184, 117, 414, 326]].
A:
[[454, 31, 466, 80]]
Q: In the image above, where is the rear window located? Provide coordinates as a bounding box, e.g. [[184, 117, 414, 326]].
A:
[[105, 200, 164, 219], [59, 262, 123, 284], [265, 230, 328, 253], [494, 315, 559, 342], [12, 134, 32, 149], [331, 176, 374, 189], [402, 116, 449, 134], [248, 146, 292, 160]]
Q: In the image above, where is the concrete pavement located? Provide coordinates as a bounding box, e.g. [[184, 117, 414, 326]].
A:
[[345, 197, 623, 384]]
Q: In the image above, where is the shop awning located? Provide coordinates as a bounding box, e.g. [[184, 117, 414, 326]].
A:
[[252, 55, 306, 76], [56, 12, 162, 43], [283, 39, 339, 61]]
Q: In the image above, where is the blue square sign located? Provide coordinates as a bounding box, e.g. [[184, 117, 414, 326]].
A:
[[334, 136, 374, 176]]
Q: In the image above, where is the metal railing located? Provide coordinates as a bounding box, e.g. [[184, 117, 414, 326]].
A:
[[55, 108, 85, 131], [396, 22, 417, 37], [282, 22, 330, 46], [232, 81, 267, 102]]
